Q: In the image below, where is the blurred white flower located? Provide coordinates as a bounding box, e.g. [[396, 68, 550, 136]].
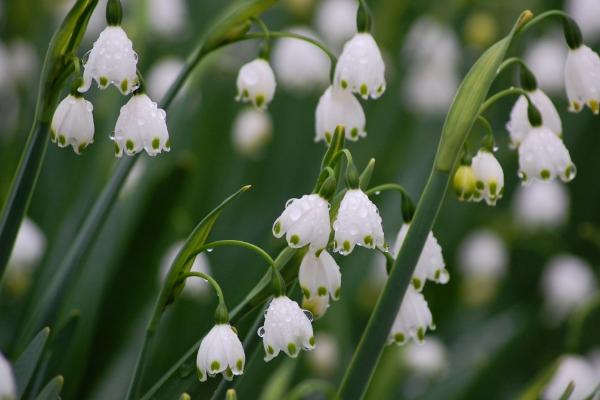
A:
[[148, 0, 186, 38], [506, 89, 562, 148], [512, 180, 570, 230], [543, 355, 598, 400], [260, 296, 315, 361], [393, 224, 448, 291], [146, 57, 185, 101], [0, 352, 16, 400], [402, 17, 460, 67], [334, 33, 386, 99], [7, 217, 46, 269], [458, 229, 508, 281], [315, 86, 366, 143], [471, 150, 504, 206], [272, 26, 330, 93], [273, 194, 331, 252], [541, 254, 597, 320], [50, 94, 95, 154], [333, 189, 385, 255], [402, 337, 448, 376], [315, 0, 357, 50], [518, 126, 575, 184], [113, 93, 170, 157], [524, 35, 566, 94], [566, 0, 600, 42], [196, 324, 244, 382], [307, 332, 339, 376], [299, 251, 341, 300], [388, 286, 434, 345], [565, 45, 600, 114], [0, 42, 12, 90], [236, 58, 276, 110], [231, 108, 272, 158], [403, 65, 458, 115], [160, 240, 211, 298], [7, 39, 38, 85], [80, 26, 139, 95]]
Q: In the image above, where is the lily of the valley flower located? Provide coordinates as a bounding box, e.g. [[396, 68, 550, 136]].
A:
[[0, 352, 16, 400], [299, 251, 341, 300], [393, 224, 448, 290], [272, 194, 331, 252], [260, 296, 315, 361], [565, 45, 600, 114], [517, 126, 576, 184], [236, 58, 276, 110], [196, 324, 245, 382], [333, 189, 384, 255], [302, 294, 330, 320], [334, 33, 386, 99], [387, 286, 434, 345], [232, 108, 272, 158], [112, 93, 170, 157], [471, 150, 504, 206], [506, 89, 562, 148], [79, 26, 139, 95], [315, 86, 366, 143], [512, 180, 570, 230], [50, 94, 95, 154]]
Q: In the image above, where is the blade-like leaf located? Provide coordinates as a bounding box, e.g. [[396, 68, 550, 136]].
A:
[[13, 327, 50, 398], [34, 375, 63, 400]]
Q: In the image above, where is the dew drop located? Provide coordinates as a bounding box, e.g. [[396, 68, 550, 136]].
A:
[[303, 309, 314, 322], [374, 191, 381, 195], [257, 326, 265, 337], [206, 248, 214, 253]]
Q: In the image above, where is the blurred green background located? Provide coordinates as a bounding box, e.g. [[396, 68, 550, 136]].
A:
[[1, 0, 599, 398]]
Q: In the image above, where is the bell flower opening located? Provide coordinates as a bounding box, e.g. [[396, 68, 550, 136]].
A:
[[315, 86, 366, 143], [196, 324, 245, 382], [50, 94, 95, 154], [236, 58, 276, 110]]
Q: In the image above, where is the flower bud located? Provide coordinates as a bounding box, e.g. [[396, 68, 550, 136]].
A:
[[453, 165, 476, 202]]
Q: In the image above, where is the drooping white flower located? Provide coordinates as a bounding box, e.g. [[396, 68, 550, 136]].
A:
[[402, 337, 448, 376], [307, 332, 339, 376], [458, 229, 508, 281], [7, 217, 46, 270], [260, 296, 315, 361], [565, 45, 600, 114], [50, 94, 95, 154], [403, 64, 458, 115], [315, 86, 366, 143], [524, 35, 567, 94], [393, 224, 448, 291], [0, 352, 16, 400], [149, 0, 186, 38], [334, 33, 386, 99], [388, 286, 434, 345], [543, 355, 598, 400], [146, 57, 185, 101], [236, 58, 276, 110], [506, 89, 562, 148], [513, 180, 570, 230], [333, 189, 385, 255], [302, 293, 330, 320], [541, 254, 597, 320], [232, 108, 272, 158], [112, 93, 170, 157], [272, 26, 330, 93], [196, 324, 245, 382], [272, 194, 331, 252], [402, 17, 460, 68], [567, 0, 600, 42], [160, 241, 211, 298], [79, 26, 139, 95], [518, 126, 576, 184], [299, 251, 341, 300], [7, 39, 38, 85], [470, 150, 504, 206], [315, 0, 357, 50]]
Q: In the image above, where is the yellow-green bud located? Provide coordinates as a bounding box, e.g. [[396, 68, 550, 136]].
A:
[[453, 165, 476, 202]]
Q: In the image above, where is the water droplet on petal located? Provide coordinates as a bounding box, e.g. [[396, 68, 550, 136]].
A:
[[257, 326, 265, 337], [303, 309, 313, 322], [206, 248, 214, 253], [374, 191, 381, 195]]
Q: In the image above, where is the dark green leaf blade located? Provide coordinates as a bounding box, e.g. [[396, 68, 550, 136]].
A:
[[13, 326, 50, 398], [34, 375, 63, 400]]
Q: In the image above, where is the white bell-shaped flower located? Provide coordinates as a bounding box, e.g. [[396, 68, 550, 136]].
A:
[[315, 86, 366, 143], [299, 250, 341, 300], [196, 324, 245, 382], [543, 355, 598, 400], [506, 89, 562, 148], [5, 218, 46, 295], [402, 337, 448, 376], [393, 224, 448, 291], [0, 352, 16, 400], [334, 33, 386, 99], [567, 0, 600, 41], [260, 296, 315, 361], [524, 36, 566, 94], [149, 0, 186, 38], [160, 241, 211, 298], [272, 194, 331, 252], [236, 58, 276, 110], [112, 93, 170, 157], [50, 94, 95, 154], [518, 126, 576, 184], [333, 189, 384, 255], [315, 0, 357, 50], [458, 229, 508, 282], [79, 26, 139, 95], [403, 64, 459, 115], [146, 57, 186, 101], [565, 45, 600, 114], [512, 180, 570, 230], [307, 332, 339, 376], [232, 108, 272, 158], [302, 293, 330, 320], [388, 286, 434, 345], [471, 150, 504, 206]]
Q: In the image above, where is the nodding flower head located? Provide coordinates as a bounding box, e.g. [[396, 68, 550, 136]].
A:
[[196, 324, 245, 382], [0, 352, 16, 400], [565, 45, 600, 114], [387, 286, 435, 346], [299, 250, 341, 301], [315, 86, 366, 143], [236, 58, 276, 110], [471, 150, 504, 206], [506, 89, 562, 148], [50, 94, 95, 154]]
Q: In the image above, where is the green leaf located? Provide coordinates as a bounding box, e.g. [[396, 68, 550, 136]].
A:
[[34, 375, 64, 400], [559, 382, 575, 400], [517, 359, 560, 400], [13, 327, 50, 398]]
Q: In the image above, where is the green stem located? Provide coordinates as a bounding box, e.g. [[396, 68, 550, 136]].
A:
[[566, 293, 600, 352], [496, 57, 528, 77], [285, 379, 336, 400], [517, 10, 572, 35], [180, 271, 226, 306], [478, 87, 530, 115], [366, 183, 415, 223]]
